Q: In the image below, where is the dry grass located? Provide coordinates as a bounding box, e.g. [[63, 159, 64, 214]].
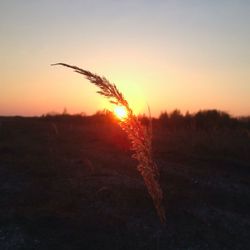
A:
[[52, 63, 166, 223]]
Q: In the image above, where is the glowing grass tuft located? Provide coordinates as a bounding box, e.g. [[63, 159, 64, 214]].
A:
[[52, 63, 166, 223]]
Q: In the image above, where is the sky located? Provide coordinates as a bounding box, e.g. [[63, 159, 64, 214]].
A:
[[0, 0, 250, 117]]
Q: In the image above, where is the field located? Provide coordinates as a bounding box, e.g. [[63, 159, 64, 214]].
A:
[[0, 115, 250, 249]]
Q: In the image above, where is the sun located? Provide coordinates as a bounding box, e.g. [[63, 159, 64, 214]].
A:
[[114, 106, 128, 120]]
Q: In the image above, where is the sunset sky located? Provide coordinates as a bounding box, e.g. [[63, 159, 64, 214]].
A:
[[1, 0, 249, 117]]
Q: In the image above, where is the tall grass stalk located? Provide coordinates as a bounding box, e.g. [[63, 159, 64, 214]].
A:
[[52, 63, 166, 223]]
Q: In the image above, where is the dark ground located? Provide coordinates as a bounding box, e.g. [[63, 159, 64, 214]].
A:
[[0, 116, 249, 249]]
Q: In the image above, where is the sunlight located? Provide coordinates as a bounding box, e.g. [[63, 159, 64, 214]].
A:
[[114, 105, 128, 120]]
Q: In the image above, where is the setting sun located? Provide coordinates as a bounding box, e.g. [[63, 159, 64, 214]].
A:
[[114, 106, 128, 120]]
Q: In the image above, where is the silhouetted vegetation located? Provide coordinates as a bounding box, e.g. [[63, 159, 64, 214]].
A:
[[34, 108, 250, 131], [159, 109, 249, 130]]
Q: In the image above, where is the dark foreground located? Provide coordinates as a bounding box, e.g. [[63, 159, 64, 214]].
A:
[[0, 116, 250, 249]]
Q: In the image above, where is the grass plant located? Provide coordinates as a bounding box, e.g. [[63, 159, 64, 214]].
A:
[[52, 63, 166, 223]]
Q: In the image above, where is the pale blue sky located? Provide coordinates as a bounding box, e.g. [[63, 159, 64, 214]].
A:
[[0, 0, 249, 116]]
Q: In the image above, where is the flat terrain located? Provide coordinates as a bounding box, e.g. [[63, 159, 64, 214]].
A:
[[0, 116, 250, 249]]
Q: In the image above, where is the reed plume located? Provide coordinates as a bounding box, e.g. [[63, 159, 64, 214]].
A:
[[52, 63, 166, 223]]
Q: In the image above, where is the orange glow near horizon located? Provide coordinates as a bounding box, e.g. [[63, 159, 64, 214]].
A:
[[114, 106, 128, 120]]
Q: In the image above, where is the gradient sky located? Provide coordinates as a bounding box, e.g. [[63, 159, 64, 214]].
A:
[[1, 0, 249, 117]]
